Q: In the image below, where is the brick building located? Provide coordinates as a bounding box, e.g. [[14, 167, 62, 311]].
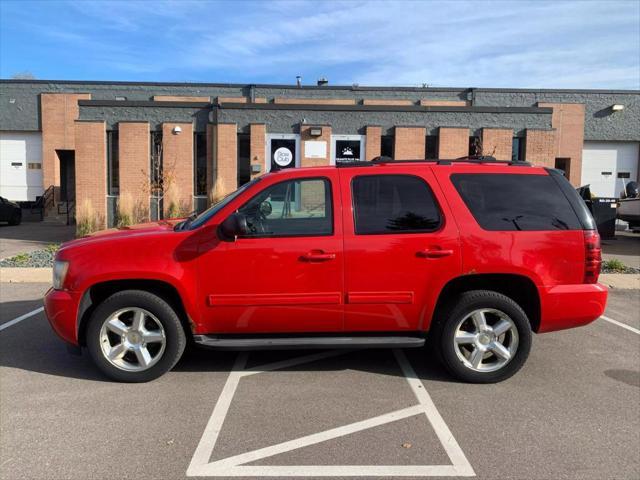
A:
[[0, 79, 638, 229]]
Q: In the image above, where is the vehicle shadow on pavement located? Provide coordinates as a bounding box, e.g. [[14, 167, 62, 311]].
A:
[[0, 300, 453, 383]]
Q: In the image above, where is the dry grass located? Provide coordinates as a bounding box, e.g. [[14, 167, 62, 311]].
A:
[[75, 199, 103, 237]]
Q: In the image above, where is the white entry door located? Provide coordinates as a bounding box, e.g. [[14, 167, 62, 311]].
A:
[[265, 134, 300, 173], [331, 135, 366, 165]]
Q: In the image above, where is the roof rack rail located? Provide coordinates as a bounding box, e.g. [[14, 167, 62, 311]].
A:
[[335, 156, 531, 167]]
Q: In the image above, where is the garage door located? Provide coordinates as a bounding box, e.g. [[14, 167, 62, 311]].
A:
[[0, 132, 43, 202], [582, 142, 639, 198]]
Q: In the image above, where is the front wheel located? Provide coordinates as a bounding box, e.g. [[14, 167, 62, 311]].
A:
[[86, 290, 186, 382], [434, 290, 532, 383]]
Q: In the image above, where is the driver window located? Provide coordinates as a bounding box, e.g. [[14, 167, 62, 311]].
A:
[[237, 178, 333, 237]]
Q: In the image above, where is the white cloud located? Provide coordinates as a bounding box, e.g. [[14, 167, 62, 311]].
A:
[[2, 0, 639, 88]]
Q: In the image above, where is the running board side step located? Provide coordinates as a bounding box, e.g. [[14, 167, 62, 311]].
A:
[[192, 335, 425, 350]]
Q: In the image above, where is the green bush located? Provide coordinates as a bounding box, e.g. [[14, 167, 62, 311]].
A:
[[602, 258, 627, 273]]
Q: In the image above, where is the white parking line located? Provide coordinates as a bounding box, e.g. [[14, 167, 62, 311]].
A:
[[600, 315, 640, 335], [187, 349, 475, 477], [0, 307, 44, 332]]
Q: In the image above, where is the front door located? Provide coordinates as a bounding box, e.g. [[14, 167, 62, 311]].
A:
[[339, 167, 461, 332], [197, 171, 343, 334], [266, 134, 300, 172]]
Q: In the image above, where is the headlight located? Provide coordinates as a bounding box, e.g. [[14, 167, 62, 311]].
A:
[[52, 260, 69, 290]]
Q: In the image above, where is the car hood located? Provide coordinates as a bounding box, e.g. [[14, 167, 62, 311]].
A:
[[61, 219, 182, 249]]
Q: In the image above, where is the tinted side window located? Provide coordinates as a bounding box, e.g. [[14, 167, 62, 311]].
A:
[[352, 175, 441, 234], [451, 173, 582, 231], [238, 178, 332, 237]]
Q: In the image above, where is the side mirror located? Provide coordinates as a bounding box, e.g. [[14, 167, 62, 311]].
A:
[[259, 200, 272, 217], [217, 212, 249, 241]]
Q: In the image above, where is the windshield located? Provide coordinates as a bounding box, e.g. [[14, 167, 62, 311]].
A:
[[187, 178, 261, 230]]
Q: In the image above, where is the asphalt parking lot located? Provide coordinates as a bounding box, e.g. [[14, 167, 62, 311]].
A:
[[1, 283, 638, 480]]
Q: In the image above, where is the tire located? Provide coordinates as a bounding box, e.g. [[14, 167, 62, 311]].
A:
[[432, 290, 532, 383], [86, 290, 186, 382], [8, 212, 21, 226]]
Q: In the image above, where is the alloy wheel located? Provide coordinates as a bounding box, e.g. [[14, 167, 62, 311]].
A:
[[99, 307, 166, 372], [453, 308, 519, 373]]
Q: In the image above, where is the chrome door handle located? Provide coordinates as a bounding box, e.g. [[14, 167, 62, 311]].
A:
[[417, 249, 454, 258]]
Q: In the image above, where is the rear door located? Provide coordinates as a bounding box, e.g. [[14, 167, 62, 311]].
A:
[[339, 166, 462, 332]]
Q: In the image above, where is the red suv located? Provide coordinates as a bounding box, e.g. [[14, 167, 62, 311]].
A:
[[44, 158, 608, 383]]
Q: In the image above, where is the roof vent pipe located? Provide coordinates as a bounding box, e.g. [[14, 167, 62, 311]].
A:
[[296, 76, 302, 87], [317, 77, 328, 86]]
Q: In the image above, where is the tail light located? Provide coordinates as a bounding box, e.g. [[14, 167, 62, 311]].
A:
[[583, 230, 601, 284]]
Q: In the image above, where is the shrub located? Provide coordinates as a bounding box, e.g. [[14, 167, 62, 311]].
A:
[[602, 258, 628, 273], [117, 193, 133, 228], [75, 199, 103, 237]]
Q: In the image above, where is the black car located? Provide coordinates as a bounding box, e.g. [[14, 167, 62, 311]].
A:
[[0, 197, 21, 225]]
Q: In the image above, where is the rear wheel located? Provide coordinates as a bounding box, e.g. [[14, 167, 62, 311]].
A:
[[434, 290, 532, 383], [86, 290, 186, 382]]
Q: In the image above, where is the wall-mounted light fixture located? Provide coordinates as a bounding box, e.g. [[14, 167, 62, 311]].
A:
[[309, 127, 323, 137], [611, 104, 625, 112], [172, 126, 182, 134]]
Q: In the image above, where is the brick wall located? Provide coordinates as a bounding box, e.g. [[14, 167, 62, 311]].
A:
[[74, 121, 106, 228], [365, 126, 382, 160], [438, 127, 469, 158], [153, 95, 210, 102], [525, 129, 556, 167], [162, 123, 193, 216], [482, 128, 513, 160], [301, 125, 331, 167], [41, 93, 91, 193], [362, 99, 414, 106], [394, 127, 425, 160], [118, 122, 150, 221], [538, 102, 585, 185], [274, 98, 356, 105], [420, 99, 469, 106], [250, 124, 266, 178], [214, 123, 238, 199]]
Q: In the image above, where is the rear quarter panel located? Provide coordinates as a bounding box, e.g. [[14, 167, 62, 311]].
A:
[[432, 165, 585, 287]]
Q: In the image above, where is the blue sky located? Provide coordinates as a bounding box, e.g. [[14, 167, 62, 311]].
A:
[[1, 0, 639, 88]]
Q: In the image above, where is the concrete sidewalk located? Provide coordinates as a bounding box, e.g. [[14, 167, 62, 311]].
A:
[[0, 223, 75, 260], [602, 230, 640, 269]]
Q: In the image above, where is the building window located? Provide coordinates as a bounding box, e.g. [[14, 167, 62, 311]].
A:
[[107, 130, 119, 195], [425, 135, 438, 159], [381, 135, 394, 158], [150, 131, 163, 219], [115, 96, 127, 101], [512, 137, 525, 161], [469, 136, 480, 157], [237, 134, 251, 186], [27, 162, 42, 169], [194, 132, 207, 196]]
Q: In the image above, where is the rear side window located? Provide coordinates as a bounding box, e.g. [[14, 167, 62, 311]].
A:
[[451, 173, 582, 231], [352, 174, 441, 234]]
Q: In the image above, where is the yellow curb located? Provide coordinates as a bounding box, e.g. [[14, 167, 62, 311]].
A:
[[599, 273, 640, 290], [0, 268, 52, 284]]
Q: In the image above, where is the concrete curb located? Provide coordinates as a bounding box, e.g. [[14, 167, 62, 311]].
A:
[[0, 268, 52, 284], [598, 273, 640, 290]]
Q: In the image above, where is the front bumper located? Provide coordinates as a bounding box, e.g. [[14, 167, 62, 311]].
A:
[[538, 283, 608, 333], [44, 287, 82, 345]]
